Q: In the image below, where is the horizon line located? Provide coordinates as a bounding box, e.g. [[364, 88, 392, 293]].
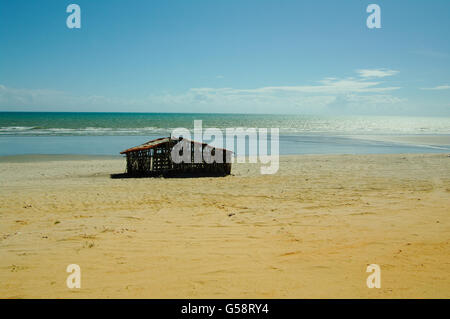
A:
[[0, 110, 450, 118]]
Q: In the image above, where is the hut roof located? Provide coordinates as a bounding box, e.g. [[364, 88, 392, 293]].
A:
[[120, 137, 170, 154], [120, 137, 232, 154]]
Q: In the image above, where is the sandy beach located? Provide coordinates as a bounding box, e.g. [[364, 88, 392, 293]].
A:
[[0, 153, 449, 298]]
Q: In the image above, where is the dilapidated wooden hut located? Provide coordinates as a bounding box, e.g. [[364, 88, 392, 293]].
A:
[[120, 137, 232, 177]]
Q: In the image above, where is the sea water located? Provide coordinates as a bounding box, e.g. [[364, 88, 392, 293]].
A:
[[0, 112, 449, 156]]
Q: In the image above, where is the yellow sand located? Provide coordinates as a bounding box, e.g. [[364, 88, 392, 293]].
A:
[[0, 153, 449, 298]]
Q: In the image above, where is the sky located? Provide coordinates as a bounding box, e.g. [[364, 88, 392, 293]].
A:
[[0, 0, 449, 115]]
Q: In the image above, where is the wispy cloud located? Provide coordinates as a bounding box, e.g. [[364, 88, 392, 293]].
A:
[[356, 69, 399, 78], [0, 84, 135, 110], [0, 85, 68, 106], [413, 50, 449, 59], [200, 78, 400, 95], [420, 84, 450, 91], [0, 69, 405, 113]]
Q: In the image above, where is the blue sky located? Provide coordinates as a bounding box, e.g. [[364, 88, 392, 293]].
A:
[[0, 0, 449, 115]]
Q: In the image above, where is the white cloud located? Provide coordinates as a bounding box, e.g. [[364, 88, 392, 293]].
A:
[[0, 70, 404, 113], [356, 69, 399, 78], [187, 78, 399, 96], [420, 85, 450, 90]]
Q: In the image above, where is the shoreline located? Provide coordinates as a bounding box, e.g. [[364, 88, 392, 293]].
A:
[[0, 133, 449, 159], [348, 134, 450, 148], [0, 154, 121, 163], [1, 150, 449, 165]]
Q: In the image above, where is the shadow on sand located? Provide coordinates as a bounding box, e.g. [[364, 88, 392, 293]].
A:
[[110, 172, 231, 179]]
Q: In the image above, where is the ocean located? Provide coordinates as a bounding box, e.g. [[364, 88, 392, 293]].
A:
[[1, 112, 449, 156]]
